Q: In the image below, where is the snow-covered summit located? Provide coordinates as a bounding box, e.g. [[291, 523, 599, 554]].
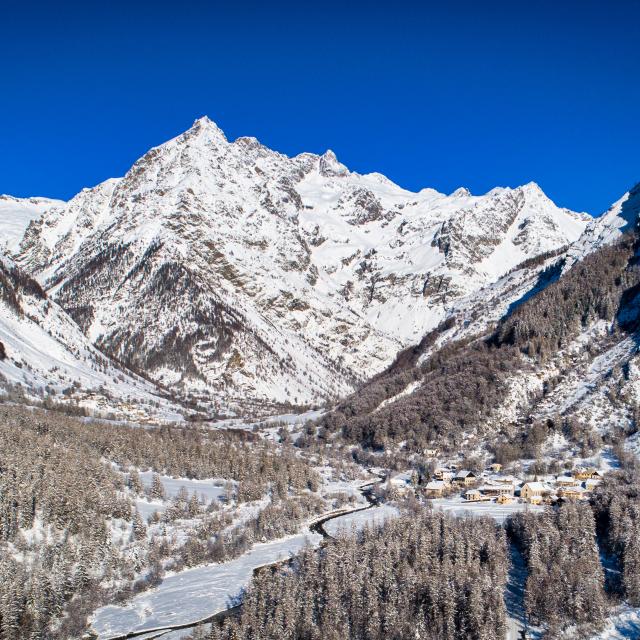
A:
[[319, 149, 349, 177]]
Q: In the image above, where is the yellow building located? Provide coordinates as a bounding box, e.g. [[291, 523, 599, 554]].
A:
[[521, 482, 552, 504], [574, 468, 603, 481], [480, 483, 514, 497], [425, 481, 446, 498], [556, 475, 578, 487], [558, 486, 587, 501]]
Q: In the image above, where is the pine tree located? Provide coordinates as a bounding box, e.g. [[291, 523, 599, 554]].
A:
[[150, 473, 166, 500]]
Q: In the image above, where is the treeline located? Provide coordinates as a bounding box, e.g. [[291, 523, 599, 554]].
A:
[[0, 257, 47, 315], [507, 504, 606, 635], [495, 234, 640, 357], [492, 415, 604, 465], [319, 230, 640, 450], [1, 404, 319, 498], [0, 410, 130, 543], [322, 318, 456, 429], [320, 337, 522, 450], [203, 510, 509, 640], [175, 492, 328, 571]]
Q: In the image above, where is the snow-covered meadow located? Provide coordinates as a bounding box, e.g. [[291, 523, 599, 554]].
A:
[[431, 497, 543, 523]]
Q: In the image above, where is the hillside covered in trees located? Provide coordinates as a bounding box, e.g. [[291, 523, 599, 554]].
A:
[[207, 510, 509, 640], [319, 230, 640, 452]]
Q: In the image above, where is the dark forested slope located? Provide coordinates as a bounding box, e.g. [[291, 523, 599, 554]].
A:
[[319, 230, 640, 451]]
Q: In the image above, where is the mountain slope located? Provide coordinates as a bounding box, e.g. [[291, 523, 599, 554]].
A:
[[566, 182, 640, 266], [14, 117, 590, 411], [0, 195, 65, 255], [320, 220, 640, 454], [0, 256, 185, 422]]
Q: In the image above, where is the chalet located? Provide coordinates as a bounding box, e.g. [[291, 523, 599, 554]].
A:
[[453, 470, 477, 486], [520, 482, 553, 505], [497, 494, 514, 505], [574, 467, 603, 481], [558, 486, 588, 501], [490, 463, 502, 473], [465, 489, 487, 501], [555, 475, 578, 487], [424, 448, 439, 457], [480, 483, 514, 497], [425, 480, 446, 498]]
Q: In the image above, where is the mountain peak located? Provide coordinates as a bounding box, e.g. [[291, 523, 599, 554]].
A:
[[518, 181, 545, 197], [186, 116, 228, 144], [319, 150, 349, 177]]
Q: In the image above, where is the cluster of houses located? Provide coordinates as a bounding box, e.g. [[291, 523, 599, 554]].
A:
[[422, 462, 605, 505]]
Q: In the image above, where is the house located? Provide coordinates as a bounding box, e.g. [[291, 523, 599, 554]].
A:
[[497, 494, 514, 505], [480, 483, 514, 497], [490, 463, 502, 473], [520, 482, 553, 505], [465, 489, 488, 501], [453, 470, 477, 486], [434, 468, 454, 482], [425, 480, 446, 498], [558, 486, 587, 501], [555, 475, 578, 487], [424, 448, 439, 457], [574, 467, 602, 481]]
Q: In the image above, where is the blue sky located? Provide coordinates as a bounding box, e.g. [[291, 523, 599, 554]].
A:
[[1, 0, 638, 214]]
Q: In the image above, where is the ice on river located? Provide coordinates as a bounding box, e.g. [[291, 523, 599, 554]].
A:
[[323, 504, 400, 537], [90, 531, 322, 639]]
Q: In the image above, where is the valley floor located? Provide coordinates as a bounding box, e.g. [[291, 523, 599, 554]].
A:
[[90, 483, 396, 639]]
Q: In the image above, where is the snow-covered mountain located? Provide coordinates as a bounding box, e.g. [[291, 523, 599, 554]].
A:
[[0, 195, 65, 255], [0, 255, 184, 422], [566, 182, 640, 266], [11, 116, 592, 411]]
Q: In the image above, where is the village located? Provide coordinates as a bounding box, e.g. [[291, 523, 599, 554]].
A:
[[387, 448, 607, 508]]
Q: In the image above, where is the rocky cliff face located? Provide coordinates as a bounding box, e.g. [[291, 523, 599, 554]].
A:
[[14, 117, 591, 411]]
